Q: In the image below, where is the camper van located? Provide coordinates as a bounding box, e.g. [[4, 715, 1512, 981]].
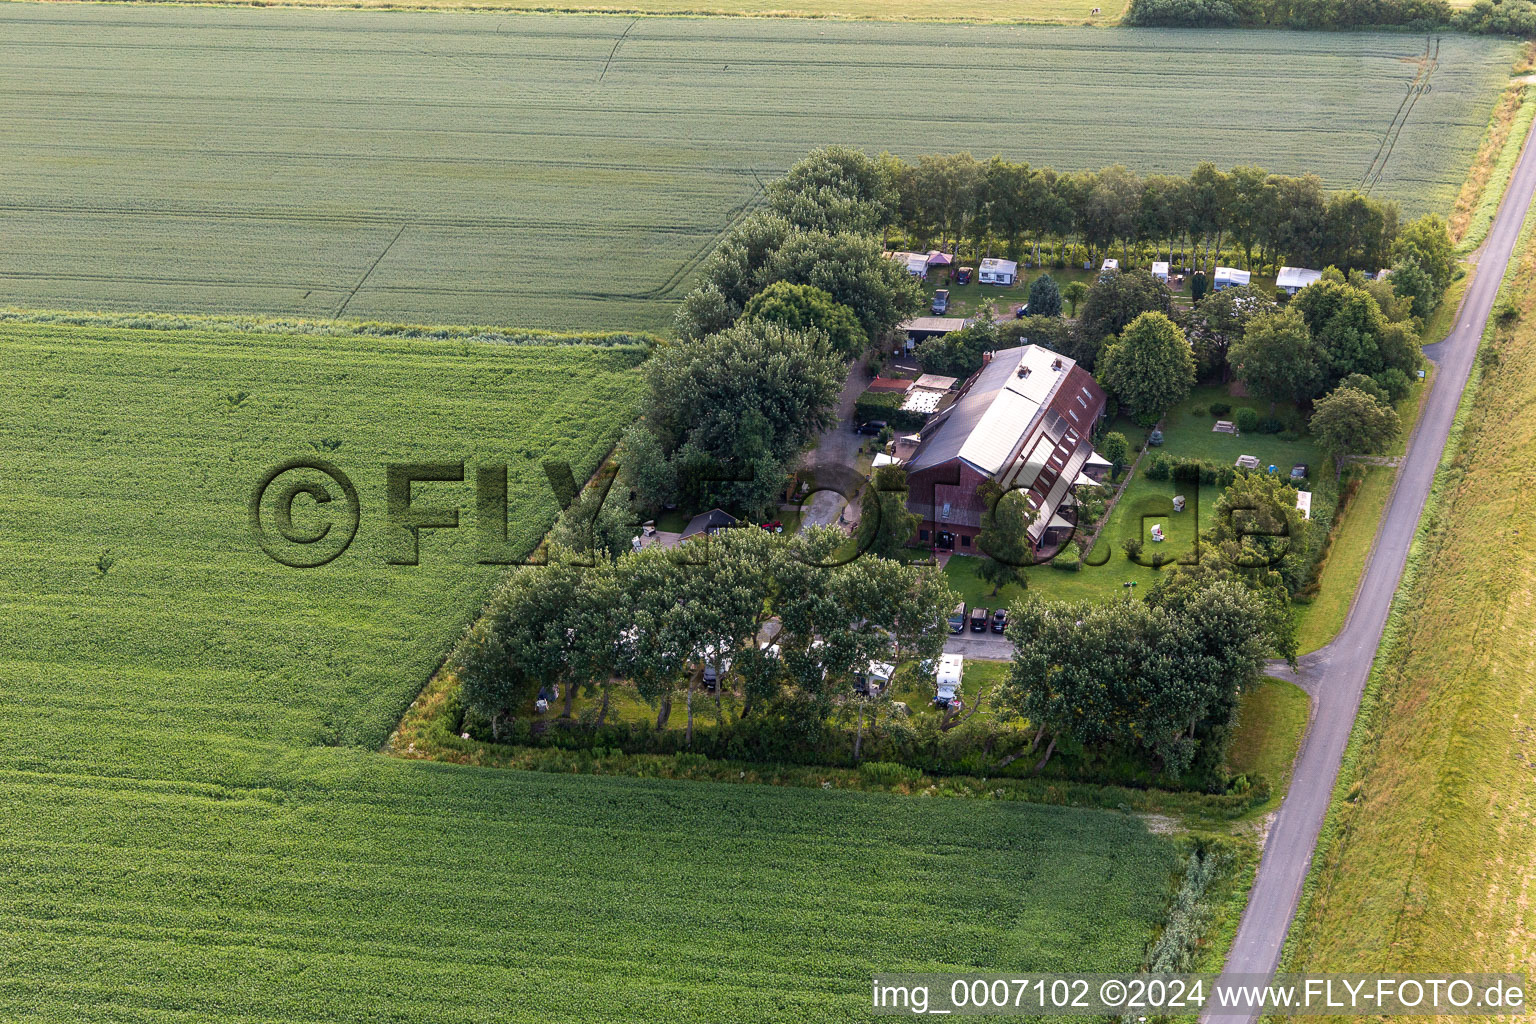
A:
[[934, 653, 964, 708], [856, 660, 894, 697]]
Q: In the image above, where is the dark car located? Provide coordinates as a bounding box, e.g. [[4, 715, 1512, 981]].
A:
[[992, 608, 1008, 634], [931, 289, 949, 314], [947, 602, 966, 634], [1014, 303, 1029, 319], [856, 420, 887, 436], [956, 267, 973, 284], [970, 606, 988, 633]]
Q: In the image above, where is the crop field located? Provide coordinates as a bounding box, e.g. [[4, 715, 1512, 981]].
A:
[[0, 318, 1185, 1020], [150, 0, 1127, 22], [0, 5, 1517, 332]]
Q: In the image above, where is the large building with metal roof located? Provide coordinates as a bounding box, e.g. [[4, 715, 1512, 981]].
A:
[[904, 345, 1108, 553]]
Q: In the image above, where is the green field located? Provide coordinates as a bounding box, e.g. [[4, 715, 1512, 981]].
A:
[[0, 5, 1516, 331], [152, 0, 1128, 22], [0, 319, 1188, 1020]]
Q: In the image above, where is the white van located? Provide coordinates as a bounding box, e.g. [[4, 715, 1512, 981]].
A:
[[934, 653, 964, 707]]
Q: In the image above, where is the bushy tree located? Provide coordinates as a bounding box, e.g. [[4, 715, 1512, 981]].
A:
[[1063, 280, 1089, 317], [642, 322, 844, 514], [1310, 385, 1400, 472], [975, 479, 1039, 594], [1095, 311, 1195, 426], [673, 284, 736, 342], [1205, 471, 1311, 594], [1393, 214, 1457, 294], [1075, 270, 1174, 370], [1390, 255, 1438, 320], [858, 465, 921, 560], [1290, 278, 1390, 385], [765, 145, 895, 235], [696, 211, 794, 311], [915, 319, 998, 378], [1098, 431, 1130, 473], [1027, 273, 1063, 317], [742, 280, 866, 358], [766, 230, 923, 341], [1188, 284, 1277, 379], [1230, 306, 1320, 407]]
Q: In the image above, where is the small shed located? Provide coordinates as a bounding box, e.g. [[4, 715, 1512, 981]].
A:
[[1151, 261, 1170, 282], [1213, 267, 1252, 291], [1296, 490, 1313, 520], [898, 316, 970, 348], [1276, 266, 1322, 296], [978, 257, 1017, 286], [680, 508, 738, 541]]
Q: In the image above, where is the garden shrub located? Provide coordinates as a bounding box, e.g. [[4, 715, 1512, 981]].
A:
[[1121, 538, 1144, 561], [1257, 417, 1285, 434], [1234, 407, 1260, 432], [1208, 401, 1231, 416], [1145, 452, 1173, 481], [857, 761, 924, 786], [1051, 551, 1082, 571]]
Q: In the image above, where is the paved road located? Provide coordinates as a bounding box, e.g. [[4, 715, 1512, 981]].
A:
[[1205, 119, 1536, 1020]]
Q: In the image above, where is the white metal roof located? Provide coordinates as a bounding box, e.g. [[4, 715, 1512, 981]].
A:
[[979, 257, 1017, 274], [1151, 261, 1170, 275], [1276, 266, 1322, 290], [871, 452, 900, 468], [1214, 266, 1251, 285], [907, 346, 1074, 476], [900, 316, 969, 334]]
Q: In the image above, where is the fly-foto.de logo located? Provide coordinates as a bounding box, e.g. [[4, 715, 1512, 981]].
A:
[[248, 458, 598, 569]]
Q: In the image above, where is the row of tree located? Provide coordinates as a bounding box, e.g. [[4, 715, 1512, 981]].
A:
[[760, 146, 1406, 275], [1125, 0, 1535, 34], [456, 527, 954, 758]]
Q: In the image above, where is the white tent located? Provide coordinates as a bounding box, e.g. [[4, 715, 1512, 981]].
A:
[[1276, 266, 1322, 295], [1213, 267, 1251, 291]]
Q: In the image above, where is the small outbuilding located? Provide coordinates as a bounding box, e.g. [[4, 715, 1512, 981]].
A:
[[1276, 266, 1322, 296], [680, 508, 738, 541], [1213, 267, 1252, 291], [1151, 261, 1170, 283], [978, 257, 1018, 286], [898, 316, 971, 350]]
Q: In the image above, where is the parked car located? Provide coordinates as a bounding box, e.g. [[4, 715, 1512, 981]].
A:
[[970, 606, 988, 633], [947, 602, 966, 634], [1014, 303, 1029, 319], [992, 608, 1008, 633], [931, 289, 949, 314], [1290, 464, 1308, 481], [956, 267, 973, 284], [856, 420, 887, 435]]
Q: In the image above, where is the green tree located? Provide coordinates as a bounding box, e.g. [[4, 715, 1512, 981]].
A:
[[1075, 270, 1174, 371], [673, 284, 736, 342], [1063, 280, 1089, 317], [1026, 272, 1063, 317], [1189, 270, 1208, 304], [764, 145, 894, 235], [549, 471, 638, 562], [697, 211, 794, 311], [742, 280, 866, 358], [766, 230, 924, 341], [1098, 431, 1130, 474], [1393, 213, 1456, 294], [1390, 255, 1438, 320], [857, 466, 922, 560], [1095, 311, 1195, 425], [975, 480, 1039, 595], [642, 321, 844, 515], [1188, 283, 1276, 379], [1205, 471, 1312, 595], [615, 421, 676, 512], [1310, 385, 1400, 472], [1229, 306, 1321, 407], [1290, 278, 1389, 386]]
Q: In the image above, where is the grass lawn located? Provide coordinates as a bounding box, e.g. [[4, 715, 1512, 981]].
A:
[[1284, 194, 1536, 987], [1225, 677, 1311, 808]]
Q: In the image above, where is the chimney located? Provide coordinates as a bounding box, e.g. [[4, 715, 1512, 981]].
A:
[[1051, 358, 1062, 371]]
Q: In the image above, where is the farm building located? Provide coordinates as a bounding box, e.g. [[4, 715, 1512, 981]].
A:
[[904, 345, 1108, 553], [1151, 261, 1170, 282], [1213, 267, 1251, 291], [1276, 266, 1323, 295], [978, 257, 1017, 286]]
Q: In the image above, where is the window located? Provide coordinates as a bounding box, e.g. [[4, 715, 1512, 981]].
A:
[[960, 535, 971, 547], [919, 529, 929, 541]]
